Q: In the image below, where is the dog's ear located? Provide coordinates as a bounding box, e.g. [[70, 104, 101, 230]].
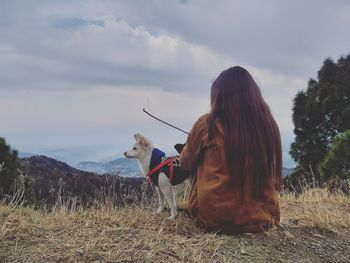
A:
[[139, 138, 150, 149], [134, 133, 142, 141], [134, 133, 152, 149], [134, 133, 147, 141]]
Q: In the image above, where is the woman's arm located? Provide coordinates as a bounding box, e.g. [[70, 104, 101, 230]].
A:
[[179, 114, 208, 171]]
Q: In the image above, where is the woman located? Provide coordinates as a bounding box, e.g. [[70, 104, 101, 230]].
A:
[[179, 66, 282, 233]]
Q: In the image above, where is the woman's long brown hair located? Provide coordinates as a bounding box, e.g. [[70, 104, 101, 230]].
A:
[[208, 66, 282, 196]]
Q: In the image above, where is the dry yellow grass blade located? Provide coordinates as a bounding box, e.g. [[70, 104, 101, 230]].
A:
[[280, 188, 350, 230], [0, 188, 349, 262]]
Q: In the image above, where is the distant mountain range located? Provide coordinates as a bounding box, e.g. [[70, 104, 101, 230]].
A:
[[19, 151, 141, 177], [77, 158, 141, 177], [18, 146, 118, 167], [20, 151, 294, 177], [77, 158, 295, 178], [18, 151, 37, 158]]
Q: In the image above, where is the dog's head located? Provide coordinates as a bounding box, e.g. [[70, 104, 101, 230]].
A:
[[124, 133, 153, 159]]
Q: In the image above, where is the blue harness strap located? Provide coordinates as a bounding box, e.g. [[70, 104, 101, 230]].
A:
[[150, 148, 166, 168]]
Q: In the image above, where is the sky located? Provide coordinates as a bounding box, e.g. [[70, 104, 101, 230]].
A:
[[1, 0, 350, 167]]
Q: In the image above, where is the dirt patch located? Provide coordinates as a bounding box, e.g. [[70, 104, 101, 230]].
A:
[[216, 226, 350, 263]]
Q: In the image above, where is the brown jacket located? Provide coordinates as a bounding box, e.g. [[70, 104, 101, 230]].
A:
[[180, 114, 280, 233]]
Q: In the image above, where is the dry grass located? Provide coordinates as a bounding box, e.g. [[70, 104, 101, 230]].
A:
[[0, 203, 212, 262], [0, 188, 349, 263], [280, 188, 350, 231]]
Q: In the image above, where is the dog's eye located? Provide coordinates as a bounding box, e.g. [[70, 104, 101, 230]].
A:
[[133, 147, 137, 150]]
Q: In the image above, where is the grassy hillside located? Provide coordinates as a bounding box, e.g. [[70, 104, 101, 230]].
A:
[[1, 188, 350, 263]]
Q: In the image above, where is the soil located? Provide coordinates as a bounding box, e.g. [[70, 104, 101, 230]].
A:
[[215, 224, 350, 263]]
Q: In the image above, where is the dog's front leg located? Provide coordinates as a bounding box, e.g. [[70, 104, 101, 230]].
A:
[[155, 187, 165, 213], [159, 173, 177, 220]]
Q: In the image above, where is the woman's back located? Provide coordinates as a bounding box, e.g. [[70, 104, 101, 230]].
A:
[[180, 114, 280, 233], [180, 66, 282, 233]]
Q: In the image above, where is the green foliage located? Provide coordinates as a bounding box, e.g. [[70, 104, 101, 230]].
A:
[[0, 137, 21, 197], [290, 54, 350, 183], [319, 130, 350, 181]]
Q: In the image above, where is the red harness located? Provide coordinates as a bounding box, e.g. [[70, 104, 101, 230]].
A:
[[146, 158, 174, 183]]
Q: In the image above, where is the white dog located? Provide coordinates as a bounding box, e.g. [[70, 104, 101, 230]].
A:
[[124, 133, 190, 219]]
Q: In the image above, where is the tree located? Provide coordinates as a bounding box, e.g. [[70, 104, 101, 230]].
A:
[[290, 54, 350, 184], [0, 137, 21, 197], [319, 130, 350, 181]]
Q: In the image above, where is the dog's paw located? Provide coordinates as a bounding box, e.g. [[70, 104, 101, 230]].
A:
[[156, 208, 164, 214], [167, 211, 177, 220]]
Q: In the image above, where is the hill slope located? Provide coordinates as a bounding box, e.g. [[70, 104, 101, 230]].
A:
[[20, 155, 150, 206]]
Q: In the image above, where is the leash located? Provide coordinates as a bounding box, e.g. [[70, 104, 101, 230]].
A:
[[142, 108, 189, 135]]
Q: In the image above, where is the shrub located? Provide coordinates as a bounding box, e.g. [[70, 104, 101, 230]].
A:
[[319, 130, 350, 181], [290, 55, 350, 183], [0, 137, 21, 198]]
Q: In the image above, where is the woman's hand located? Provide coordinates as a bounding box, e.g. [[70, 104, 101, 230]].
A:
[[174, 143, 186, 154]]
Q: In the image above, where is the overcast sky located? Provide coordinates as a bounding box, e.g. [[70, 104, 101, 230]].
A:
[[1, 0, 350, 167]]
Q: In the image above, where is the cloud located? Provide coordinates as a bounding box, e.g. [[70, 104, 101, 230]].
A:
[[112, 0, 350, 78], [2, 1, 349, 92], [0, 16, 230, 94], [1, 0, 349, 168]]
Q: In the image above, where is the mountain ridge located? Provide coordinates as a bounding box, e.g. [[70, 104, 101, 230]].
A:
[[19, 155, 150, 206], [20, 151, 294, 177], [76, 158, 295, 177], [76, 158, 141, 176]]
